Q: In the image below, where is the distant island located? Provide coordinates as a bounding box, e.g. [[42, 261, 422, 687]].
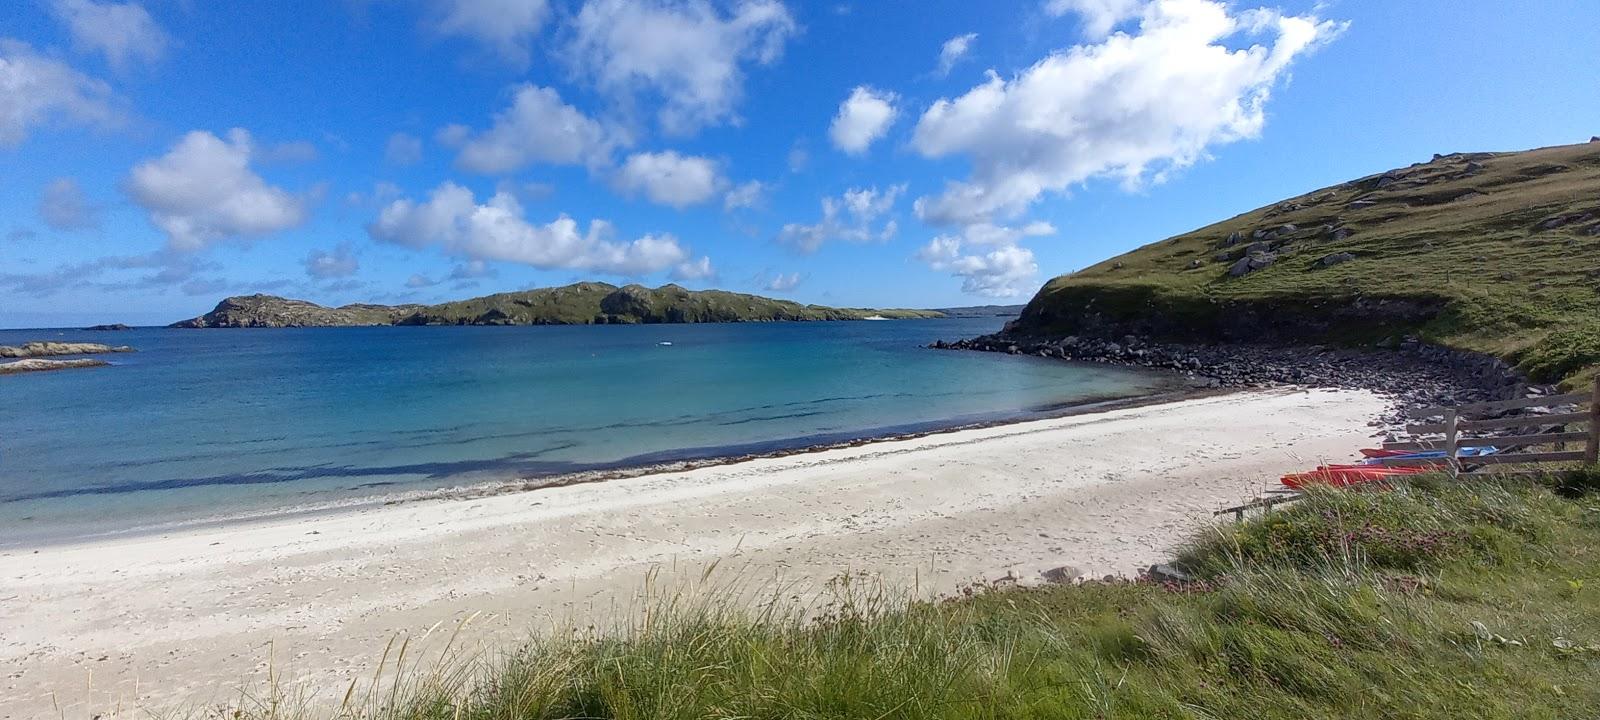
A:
[[173, 282, 946, 328]]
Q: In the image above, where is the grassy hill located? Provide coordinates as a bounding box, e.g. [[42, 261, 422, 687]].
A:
[[172, 283, 943, 328], [1010, 140, 1600, 388]]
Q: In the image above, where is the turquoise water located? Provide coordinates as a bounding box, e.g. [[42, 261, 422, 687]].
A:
[[0, 319, 1176, 545]]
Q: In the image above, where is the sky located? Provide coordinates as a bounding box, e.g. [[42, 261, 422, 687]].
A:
[[1, 0, 1598, 328]]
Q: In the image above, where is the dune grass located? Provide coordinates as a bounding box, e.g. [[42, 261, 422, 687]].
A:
[[188, 473, 1600, 720]]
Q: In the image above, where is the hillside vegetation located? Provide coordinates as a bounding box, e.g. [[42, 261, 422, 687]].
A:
[[1011, 141, 1600, 388], [172, 283, 942, 328], [198, 473, 1600, 719]]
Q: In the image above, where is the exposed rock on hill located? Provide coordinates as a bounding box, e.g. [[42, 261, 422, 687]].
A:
[[0, 342, 133, 358]]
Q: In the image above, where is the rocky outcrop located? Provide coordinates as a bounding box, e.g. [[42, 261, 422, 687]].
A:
[[0, 342, 133, 358], [84, 324, 131, 331], [172, 295, 421, 328], [0, 358, 110, 375]]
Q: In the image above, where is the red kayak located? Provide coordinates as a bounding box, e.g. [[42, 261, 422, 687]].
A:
[[1359, 448, 1410, 459], [1281, 465, 1428, 489]]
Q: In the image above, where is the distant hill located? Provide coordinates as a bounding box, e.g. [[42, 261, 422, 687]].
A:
[[172, 283, 945, 328], [937, 304, 1026, 318], [1007, 140, 1600, 388]]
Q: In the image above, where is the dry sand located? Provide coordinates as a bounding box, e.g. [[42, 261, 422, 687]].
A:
[[0, 387, 1387, 718]]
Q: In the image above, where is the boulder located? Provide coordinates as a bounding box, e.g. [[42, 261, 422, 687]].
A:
[[1228, 253, 1275, 277], [1146, 564, 1192, 584], [1213, 250, 1234, 262], [1187, 259, 1204, 269], [1314, 252, 1357, 268], [1222, 231, 1244, 246], [1245, 241, 1271, 255], [1348, 199, 1379, 209]]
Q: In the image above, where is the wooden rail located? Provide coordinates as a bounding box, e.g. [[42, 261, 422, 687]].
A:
[[1377, 377, 1600, 477]]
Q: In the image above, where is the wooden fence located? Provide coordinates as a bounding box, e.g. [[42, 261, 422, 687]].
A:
[[1376, 376, 1600, 477], [1216, 377, 1600, 520]]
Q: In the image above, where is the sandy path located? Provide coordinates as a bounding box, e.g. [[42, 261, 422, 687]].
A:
[[0, 388, 1386, 718]]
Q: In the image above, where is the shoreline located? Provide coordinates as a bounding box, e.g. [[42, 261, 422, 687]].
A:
[[1, 387, 1390, 717], [2, 377, 1212, 551]]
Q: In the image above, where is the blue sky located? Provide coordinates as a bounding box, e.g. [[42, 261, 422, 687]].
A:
[[2, 0, 1597, 328]]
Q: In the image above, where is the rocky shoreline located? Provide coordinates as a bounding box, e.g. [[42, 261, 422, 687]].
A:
[[933, 333, 1537, 426]]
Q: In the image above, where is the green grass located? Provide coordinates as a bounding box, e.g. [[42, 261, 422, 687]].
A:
[[1012, 142, 1600, 388], [189, 474, 1600, 719]]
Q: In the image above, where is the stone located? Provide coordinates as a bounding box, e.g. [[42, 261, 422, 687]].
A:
[[1213, 250, 1234, 262], [1246, 241, 1271, 255], [1375, 174, 1397, 188], [1223, 231, 1244, 246], [1040, 565, 1081, 584], [1314, 252, 1357, 268], [1228, 253, 1275, 277], [1348, 199, 1378, 209], [1277, 223, 1298, 234], [1147, 564, 1192, 584], [1187, 259, 1204, 269]]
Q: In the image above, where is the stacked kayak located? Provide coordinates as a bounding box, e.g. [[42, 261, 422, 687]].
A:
[[1282, 447, 1499, 489], [1281, 465, 1429, 489]]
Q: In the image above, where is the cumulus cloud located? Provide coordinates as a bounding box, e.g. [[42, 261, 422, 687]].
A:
[[454, 84, 619, 174], [916, 221, 1053, 298], [303, 242, 359, 279], [777, 184, 905, 253], [47, 0, 169, 68], [369, 181, 711, 277], [613, 150, 722, 208], [424, 0, 550, 65], [723, 179, 765, 211], [936, 32, 976, 75], [829, 86, 898, 155], [566, 0, 796, 136], [763, 271, 800, 292], [669, 256, 716, 281], [126, 128, 313, 251], [385, 132, 423, 166], [1043, 0, 1144, 38], [0, 39, 125, 147], [911, 0, 1342, 226], [38, 177, 100, 231]]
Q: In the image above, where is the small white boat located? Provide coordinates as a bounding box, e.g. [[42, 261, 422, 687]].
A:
[[657, 341, 673, 346]]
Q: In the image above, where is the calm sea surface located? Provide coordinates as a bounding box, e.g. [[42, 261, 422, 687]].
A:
[[0, 319, 1178, 545]]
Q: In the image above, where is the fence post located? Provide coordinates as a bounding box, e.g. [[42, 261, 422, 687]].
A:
[[1444, 408, 1461, 478], [1586, 376, 1600, 465]]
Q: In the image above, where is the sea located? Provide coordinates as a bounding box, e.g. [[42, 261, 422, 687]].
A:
[[0, 318, 1180, 546]]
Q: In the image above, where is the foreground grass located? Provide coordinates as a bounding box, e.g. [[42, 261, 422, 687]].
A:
[[204, 474, 1600, 720]]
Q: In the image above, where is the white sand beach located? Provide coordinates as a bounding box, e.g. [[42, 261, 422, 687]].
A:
[[0, 387, 1387, 718]]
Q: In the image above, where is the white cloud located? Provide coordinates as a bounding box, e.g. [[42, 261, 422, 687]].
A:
[[39, 177, 99, 231], [670, 256, 716, 281], [0, 39, 125, 147], [829, 86, 898, 155], [425, 0, 550, 65], [763, 271, 800, 292], [47, 0, 169, 68], [369, 181, 708, 277], [405, 273, 439, 288], [1044, 0, 1144, 38], [126, 128, 312, 251], [455, 84, 618, 174], [385, 132, 423, 166], [434, 123, 470, 148], [723, 179, 766, 211], [786, 142, 808, 173], [912, 0, 1342, 226], [304, 242, 359, 279], [566, 0, 796, 136], [777, 184, 904, 253], [936, 32, 977, 75], [613, 150, 722, 208], [916, 221, 1054, 297], [449, 259, 497, 280]]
